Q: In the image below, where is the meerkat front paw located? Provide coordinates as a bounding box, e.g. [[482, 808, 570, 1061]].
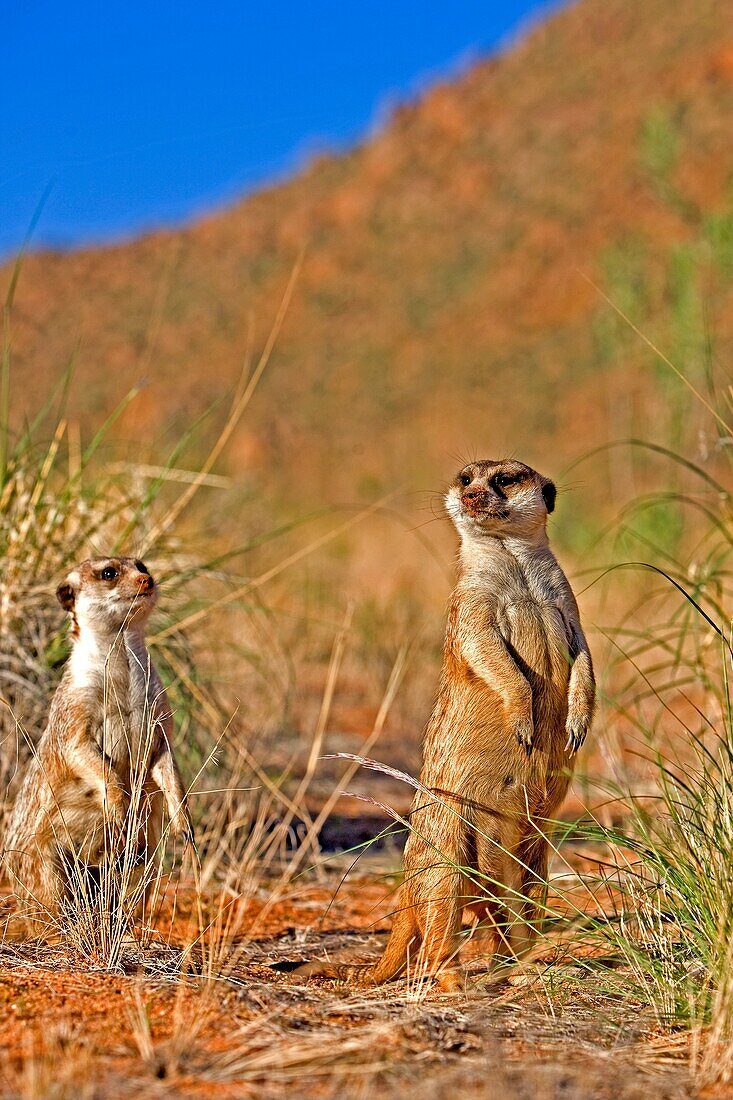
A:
[[565, 712, 590, 754], [102, 782, 128, 827], [170, 807, 194, 848], [512, 715, 535, 757]]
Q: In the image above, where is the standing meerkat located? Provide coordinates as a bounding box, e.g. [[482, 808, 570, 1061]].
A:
[[4, 557, 192, 939], [300, 459, 595, 990]]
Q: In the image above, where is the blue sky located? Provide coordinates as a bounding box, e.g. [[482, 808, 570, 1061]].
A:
[[2, 1, 556, 257]]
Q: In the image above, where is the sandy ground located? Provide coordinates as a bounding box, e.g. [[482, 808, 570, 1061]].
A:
[[0, 851, 706, 1100]]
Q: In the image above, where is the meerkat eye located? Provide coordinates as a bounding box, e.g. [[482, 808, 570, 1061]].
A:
[[134, 560, 149, 575], [459, 474, 472, 487], [100, 566, 118, 581], [495, 474, 520, 489]]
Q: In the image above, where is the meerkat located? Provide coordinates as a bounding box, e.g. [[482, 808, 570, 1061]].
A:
[[299, 459, 595, 990], [4, 557, 192, 939]]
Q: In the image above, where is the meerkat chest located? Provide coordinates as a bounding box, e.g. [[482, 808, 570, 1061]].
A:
[[495, 568, 574, 682], [70, 632, 159, 767], [501, 598, 572, 674]]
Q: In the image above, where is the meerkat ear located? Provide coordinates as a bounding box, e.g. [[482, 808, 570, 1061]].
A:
[[56, 581, 76, 611], [542, 480, 557, 514]]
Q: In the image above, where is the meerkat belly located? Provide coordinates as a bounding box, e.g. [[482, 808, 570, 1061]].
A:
[[96, 702, 154, 778], [90, 647, 157, 775], [40, 775, 109, 860], [421, 687, 513, 800], [422, 618, 570, 805]]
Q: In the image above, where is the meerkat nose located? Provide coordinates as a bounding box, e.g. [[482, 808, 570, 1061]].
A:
[[137, 574, 154, 592]]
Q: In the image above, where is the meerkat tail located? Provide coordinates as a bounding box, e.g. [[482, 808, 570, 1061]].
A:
[[297, 905, 421, 985]]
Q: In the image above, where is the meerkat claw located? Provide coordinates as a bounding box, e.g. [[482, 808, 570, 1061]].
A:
[[176, 815, 195, 850], [565, 716, 589, 754], [512, 717, 534, 756]]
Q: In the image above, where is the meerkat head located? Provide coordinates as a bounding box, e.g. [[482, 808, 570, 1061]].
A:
[[445, 459, 556, 542], [56, 557, 158, 637]]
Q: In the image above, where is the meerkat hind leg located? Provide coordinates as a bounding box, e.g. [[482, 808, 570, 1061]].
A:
[[515, 831, 551, 951], [12, 846, 67, 942], [472, 822, 535, 962], [130, 796, 165, 924], [463, 894, 503, 958], [412, 868, 466, 991]]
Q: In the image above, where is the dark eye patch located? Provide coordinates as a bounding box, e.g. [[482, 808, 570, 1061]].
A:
[[100, 566, 118, 581], [459, 473, 472, 487], [493, 473, 524, 490], [134, 560, 149, 574]]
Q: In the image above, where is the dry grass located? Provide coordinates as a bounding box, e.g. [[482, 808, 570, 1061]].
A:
[[2, 186, 733, 1098], [5, 0, 733, 565], [0, 452, 724, 1100], [0, 874, 696, 1099]]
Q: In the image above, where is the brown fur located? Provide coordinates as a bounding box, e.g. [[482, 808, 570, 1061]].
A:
[[3, 557, 192, 939], [299, 460, 595, 990]]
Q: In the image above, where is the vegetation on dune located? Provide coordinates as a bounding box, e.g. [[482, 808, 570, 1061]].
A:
[[572, 406, 733, 1083], [3, 1, 733, 538]]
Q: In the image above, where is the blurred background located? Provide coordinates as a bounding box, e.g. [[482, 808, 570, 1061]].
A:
[[2, 0, 732, 816]]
